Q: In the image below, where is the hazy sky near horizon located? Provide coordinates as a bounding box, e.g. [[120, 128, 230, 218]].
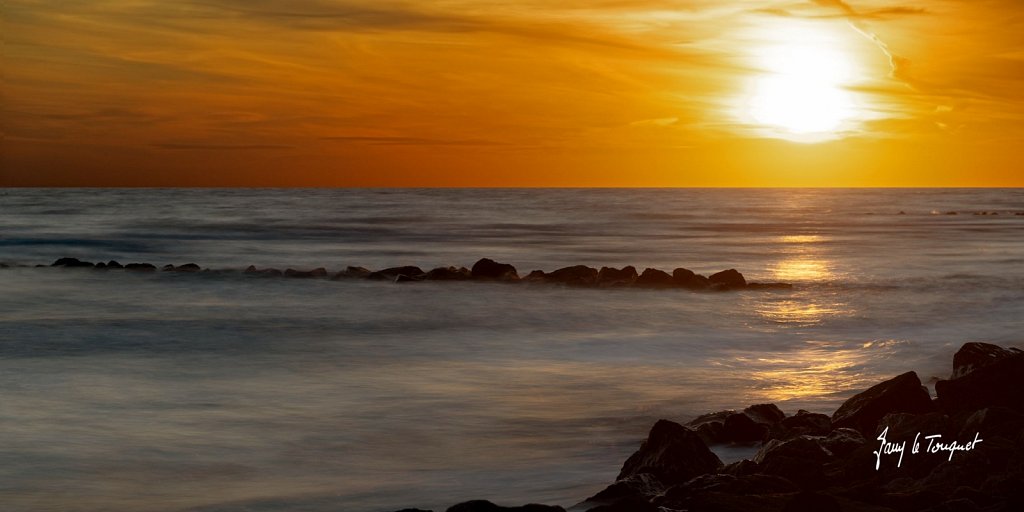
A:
[[4, 0, 1024, 186]]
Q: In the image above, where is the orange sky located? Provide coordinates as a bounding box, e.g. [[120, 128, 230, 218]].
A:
[[3, 0, 1023, 186]]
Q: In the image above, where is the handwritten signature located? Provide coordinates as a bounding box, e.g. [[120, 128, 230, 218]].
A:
[[873, 426, 983, 470]]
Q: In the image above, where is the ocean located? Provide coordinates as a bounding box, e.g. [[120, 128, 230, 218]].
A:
[[2, 188, 1023, 511]]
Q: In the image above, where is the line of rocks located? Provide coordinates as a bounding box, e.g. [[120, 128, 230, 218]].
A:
[[398, 342, 1024, 512], [32, 257, 793, 291]]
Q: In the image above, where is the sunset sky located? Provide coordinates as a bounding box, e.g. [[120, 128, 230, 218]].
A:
[[4, 0, 1024, 186]]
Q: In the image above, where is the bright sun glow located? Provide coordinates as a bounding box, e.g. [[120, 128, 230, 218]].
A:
[[746, 28, 859, 140]]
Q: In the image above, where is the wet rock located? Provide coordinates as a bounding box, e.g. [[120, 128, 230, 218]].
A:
[[753, 436, 832, 488], [617, 419, 723, 486], [545, 265, 599, 287], [332, 266, 371, 279], [831, 371, 935, 436], [578, 473, 664, 508], [285, 267, 329, 278], [819, 428, 866, 458], [959, 407, 1024, 441], [523, 270, 546, 281], [470, 258, 519, 281], [671, 268, 710, 289], [124, 263, 156, 271], [708, 269, 746, 290], [596, 266, 637, 287], [425, 266, 471, 281], [165, 263, 201, 272], [106, 260, 123, 269], [368, 266, 424, 280], [245, 265, 283, 277], [52, 257, 93, 267], [935, 343, 1024, 414], [581, 495, 657, 512], [446, 500, 564, 512], [948, 342, 1023, 379], [744, 404, 786, 425], [723, 412, 768, 443], [768, 410, 832, 441], [633, 268, 673, 288], [394, 273, 423, 283]]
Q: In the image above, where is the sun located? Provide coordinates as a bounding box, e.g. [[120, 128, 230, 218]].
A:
[[744, 28, 860, 140]]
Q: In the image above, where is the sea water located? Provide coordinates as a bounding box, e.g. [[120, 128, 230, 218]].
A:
[[2, 188, 1023, 511]]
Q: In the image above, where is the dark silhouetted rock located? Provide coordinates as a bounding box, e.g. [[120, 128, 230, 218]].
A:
[[819, 428, 866, 458], [723, 412, 768, 443], [597, 266, 638, 287], [392, 509, 433, 512], [523, 270, 546, 281], [782, 492, 840, 512], [767, 410, 832, 441], [617, 419, 722, 486], [162, 264, 175, 271], [633, 268, 673, 288], [106, 260, 123, 269], [246, 266, 283, 277], [708, 269, 746, 290], [470, 258, 519, 281], [743, 403, 786, 425], [754, 435, 832, 488], [831, 371, 935, 436], [671, 268, 710, 289], [577, 473, 664, 510], [935, 343, 1024, 413], [583, 495, 657, 512], [333, 266, 371, 279], [285, 267, 328, 278], [52, 257, 93, 268], [394, 273, 423, 283], [948, 342, 1023, 379], [368, 266, 423, 280], [165, 263, 200, 272], [445, 500, 564, 512], [425, 266, 471, 280], [545, 265, 599, 286], [124, 263, 156, 271], [94, 262, 107, 269]]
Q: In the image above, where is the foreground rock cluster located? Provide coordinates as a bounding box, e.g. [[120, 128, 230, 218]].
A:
[[33, 257, 793, 291], [400, 342, 1024, 512]]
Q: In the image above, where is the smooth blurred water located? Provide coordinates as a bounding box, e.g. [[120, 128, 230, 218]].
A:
[[2, 188, 1023, 512]]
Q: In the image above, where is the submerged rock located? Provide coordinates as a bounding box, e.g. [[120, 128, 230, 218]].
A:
[[52, 257, 93, 267], [545, 265, 599, 286], [284, 267, 328, 278], [831, 371, 935, 436], [671, 268, 710, 289], [368, 266, 424, 280], [124, 263, 156, 271], [470, 258, 519, 281], [617, 419, 723, 486], [596, 266, 638, 287], [446, 500, 564, 512], [425, 266, 471, 281], [333, 266, 371, 279]]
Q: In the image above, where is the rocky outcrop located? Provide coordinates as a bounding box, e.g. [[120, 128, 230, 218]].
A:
[[709, 269, 746, 290], [52, 257, 94, 267], [616, 419, 723, 486], [425, 266, 472, 280], [285, 267, 329, 278], [633, 268, 674, 288], [596, 266, 637, 287], [935, 343, 1024, 413], [470, 258, 519, 281], [544, 266, 599, 286], [831, 371, 935, 436], [446, 501, 564, 512]]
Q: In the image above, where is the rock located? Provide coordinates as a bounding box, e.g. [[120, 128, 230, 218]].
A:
[[596, 266, 638, 287], [948, 342, 1023, 379], [445, 501, 564, 512], [831, 371, 935, 436], [819, 428, 866, 458], [617, 419, 723, 486], [166, 263, 200, 272], [394, 273, 423, 283], [722, 413, 768, 443], [523, 270, 546, 281], [959, 407, 1024, 441], [935, 344, 1024, 414], [671, 268, 710, 289], [245, 266, 283, 277], [767, 410, 832, 441], [582, 495, 657, 512], [753, 436, 832, 488], [124, 263, 156, 271], [368, 266, 424, 280], [633, 268, 673, 288], [782, 492, 841, 512], [470, 258, 519, 281], [51, 257, 93, 267], [708, 269, 746, 290], [392, 509, 433, 512], [285, 267, 329, 278], [333, 266, 371, 279], [577, 473, 664, 509], [743, 404, 786, 425], [544, 265, 599, 286], [425, 266, 471, 280], [106, 260, 123, 269]]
